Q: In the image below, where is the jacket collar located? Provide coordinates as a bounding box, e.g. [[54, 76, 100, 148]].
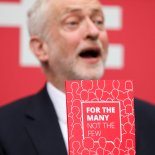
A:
[[24, 86, 67, 155]]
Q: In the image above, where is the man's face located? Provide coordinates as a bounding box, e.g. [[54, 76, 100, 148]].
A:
[[45, 0, 108, 82]]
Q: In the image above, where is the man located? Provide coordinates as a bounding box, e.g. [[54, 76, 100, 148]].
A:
[[0, 0, 155, 154]]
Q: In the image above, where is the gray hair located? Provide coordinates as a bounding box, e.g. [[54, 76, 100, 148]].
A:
[[27, 0, 50, 38]]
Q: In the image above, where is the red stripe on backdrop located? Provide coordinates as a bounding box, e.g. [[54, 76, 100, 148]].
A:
[[0, 0, 20, 2]]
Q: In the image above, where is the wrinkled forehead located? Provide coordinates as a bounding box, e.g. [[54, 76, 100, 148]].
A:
[[48, 0, 102, 17], [50, 0, 101, 7]]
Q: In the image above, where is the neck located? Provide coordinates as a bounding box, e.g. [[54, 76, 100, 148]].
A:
[[47, 76, 66, 93]]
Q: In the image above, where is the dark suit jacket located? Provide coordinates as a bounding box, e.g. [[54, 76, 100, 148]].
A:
[[0, 86, 155, 155]]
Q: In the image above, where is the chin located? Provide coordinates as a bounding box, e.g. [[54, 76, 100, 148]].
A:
[[72, 65, 105, 80]]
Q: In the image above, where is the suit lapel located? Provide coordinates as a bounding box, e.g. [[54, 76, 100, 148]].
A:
[[24, 87, 67, 155]]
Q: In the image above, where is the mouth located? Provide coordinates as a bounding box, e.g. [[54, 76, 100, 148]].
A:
[[78, 47, 101, 64]]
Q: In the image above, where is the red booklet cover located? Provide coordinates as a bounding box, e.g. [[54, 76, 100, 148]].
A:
[[66, 80, 135, 155]]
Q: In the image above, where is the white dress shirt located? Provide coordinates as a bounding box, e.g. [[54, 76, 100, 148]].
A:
[[46, 82, 68, 151]]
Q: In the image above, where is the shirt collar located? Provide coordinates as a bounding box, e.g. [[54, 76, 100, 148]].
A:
[[46, 82, 67, 123]]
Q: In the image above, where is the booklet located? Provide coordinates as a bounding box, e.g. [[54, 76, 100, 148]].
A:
[[66, 80, 135, 155]]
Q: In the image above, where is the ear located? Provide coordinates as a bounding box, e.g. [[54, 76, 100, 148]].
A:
[[30, 36, 48, 62]]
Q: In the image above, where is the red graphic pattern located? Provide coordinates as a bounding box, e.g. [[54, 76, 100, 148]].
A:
[[66, 80, 135, 155]]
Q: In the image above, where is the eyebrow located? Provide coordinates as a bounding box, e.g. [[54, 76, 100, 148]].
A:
[[62, 7, 103, 15]]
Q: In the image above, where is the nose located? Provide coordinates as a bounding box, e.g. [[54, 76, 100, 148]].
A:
[[84, 18, 100, 41]]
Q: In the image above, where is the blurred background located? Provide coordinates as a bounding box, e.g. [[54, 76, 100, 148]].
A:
[[0, 0, 155, 106]]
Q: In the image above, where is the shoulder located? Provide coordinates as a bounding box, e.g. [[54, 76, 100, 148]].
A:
[[134, 98, 155, 128], [0, 94, 36, 122], [0, 86, 47, 121], [0, 94, 37, 141], [134, 99, 155, 154], [134, 98, 155, 120]]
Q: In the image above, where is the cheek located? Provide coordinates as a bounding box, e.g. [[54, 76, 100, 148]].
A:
[[99, 32, 109, 48], [48, 35, 80, 60], [60, 30, 82, 49]]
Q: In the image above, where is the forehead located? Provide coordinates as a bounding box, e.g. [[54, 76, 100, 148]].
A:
[[49, 0, 102, 16]]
